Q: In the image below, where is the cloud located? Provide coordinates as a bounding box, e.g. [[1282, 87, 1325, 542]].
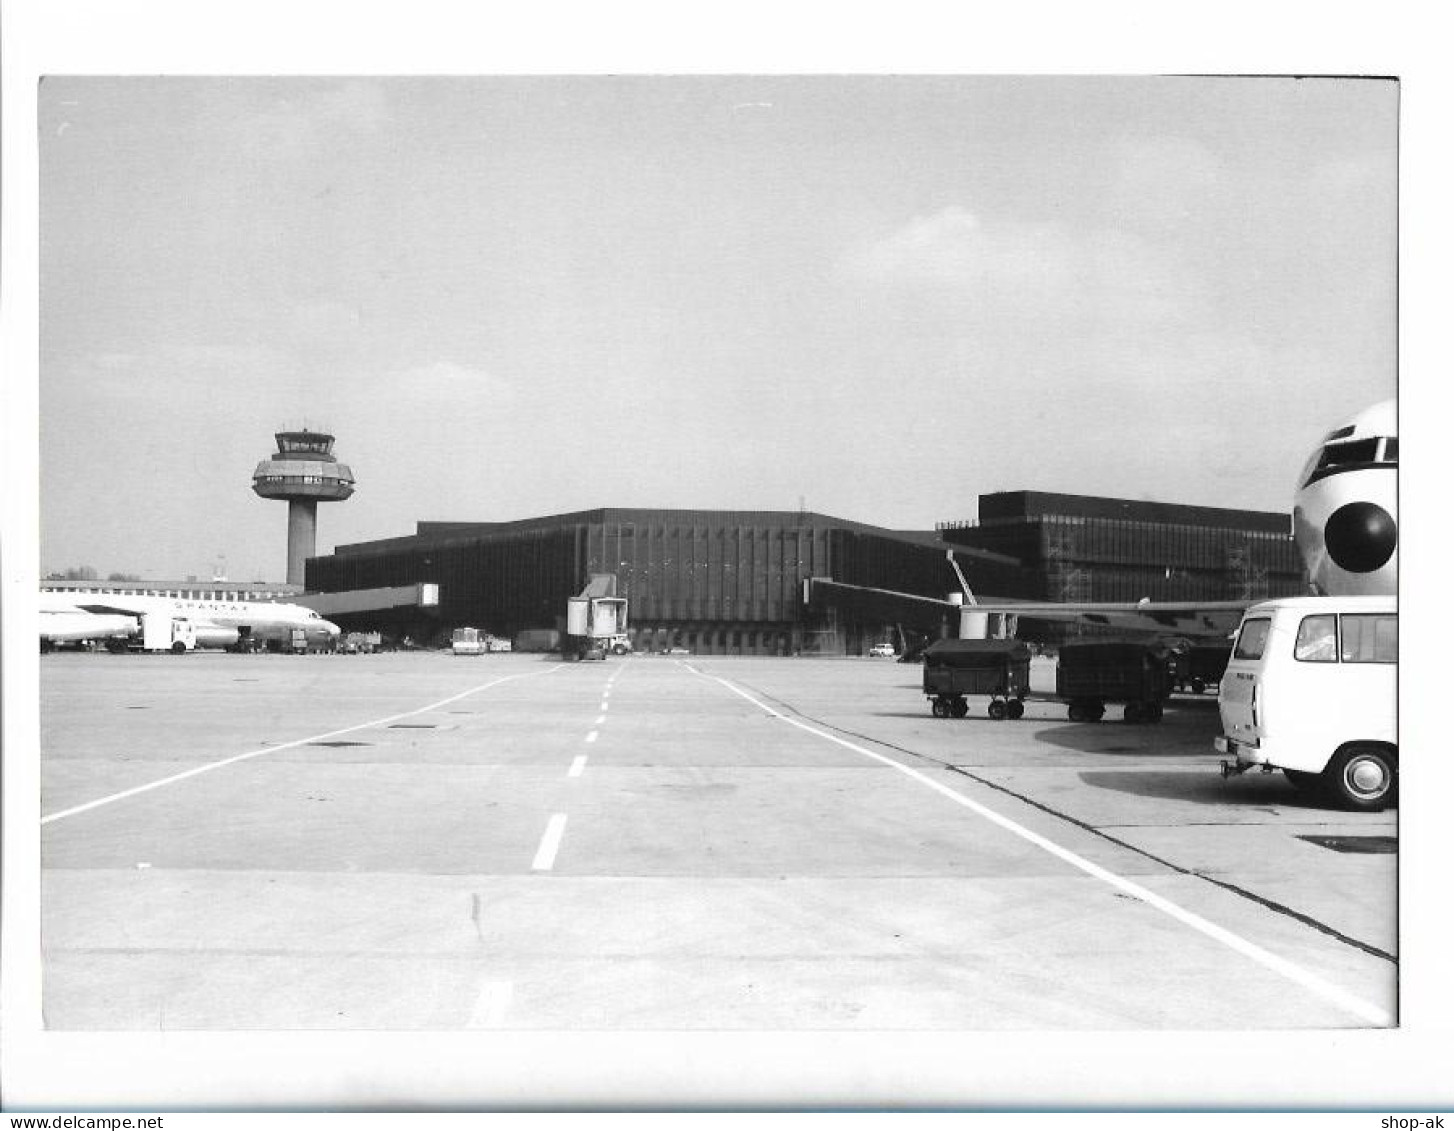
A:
[[835, 206, 1067, 290], [834, 206, 1193, 329], [392, 361, 512, 404]]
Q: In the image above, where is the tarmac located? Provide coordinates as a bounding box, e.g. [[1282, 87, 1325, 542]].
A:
[[38, 650, 1396, 1033]]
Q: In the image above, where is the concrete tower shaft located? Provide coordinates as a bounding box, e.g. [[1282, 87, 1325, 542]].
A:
[[252, 429, 355, 586]]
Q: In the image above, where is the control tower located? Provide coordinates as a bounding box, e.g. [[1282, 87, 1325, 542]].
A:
[[252, 428, 356, 586]]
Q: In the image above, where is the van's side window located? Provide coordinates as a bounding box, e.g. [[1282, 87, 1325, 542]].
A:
[[1233, 618, 1272, 660], [1341, 614, 1398, 663], [1295, 614, 1338, 662]]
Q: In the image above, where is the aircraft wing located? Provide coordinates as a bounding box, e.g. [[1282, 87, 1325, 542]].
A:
[[804, 578, 1249, 639], [74, 601, 149, 618], [957, 599, 1249, 638]]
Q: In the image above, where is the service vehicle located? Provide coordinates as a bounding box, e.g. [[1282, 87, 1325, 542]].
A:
[[451, 627, 489, 656], [1215, 594, 1397, 810], [869, 642, 897, 658], [922, 638, 1030, 720], [143, 613, 197, 654], [340, 631, 382, 654], [562, 574, 630, 661], [1056, 639, 1174, 723]]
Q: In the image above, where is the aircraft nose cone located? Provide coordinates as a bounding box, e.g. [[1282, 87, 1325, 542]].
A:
[[1324, 501, 1397, 573]]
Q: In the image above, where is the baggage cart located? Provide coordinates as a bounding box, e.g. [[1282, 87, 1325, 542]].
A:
[[922, 639, 1031, 720], [1177, 641, 1232, 694], [1056, 639, 1174, 723]]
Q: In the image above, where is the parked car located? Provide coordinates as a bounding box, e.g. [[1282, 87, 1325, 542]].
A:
[[869, 643, 897, 657]]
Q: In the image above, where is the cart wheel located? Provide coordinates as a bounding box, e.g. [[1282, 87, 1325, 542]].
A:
[[1146, 701, 1164, 723], [1006, 699, 1025, 720], [1090, 702, 1106, 722], [988, 700, 1007, 721], [931, 699, 949, 719], [1068, 702, 1083, 722], [1191, 678, 1206, 695], [1124, 702, 1143, 724], [950, 698, 969, 719]]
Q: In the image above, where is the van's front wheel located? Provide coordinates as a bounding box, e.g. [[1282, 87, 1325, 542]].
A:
[[1323, 745, 1397, 811]]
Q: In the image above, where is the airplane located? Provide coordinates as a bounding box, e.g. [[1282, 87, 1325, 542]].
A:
[[38, 590, 342, 653], [38, 595, 138, 652], [1291, 398, 1397, 598], [807, 398, 1397, 638]]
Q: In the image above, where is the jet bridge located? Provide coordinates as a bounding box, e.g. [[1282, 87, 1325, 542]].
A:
[[295, 582, 439, 618]]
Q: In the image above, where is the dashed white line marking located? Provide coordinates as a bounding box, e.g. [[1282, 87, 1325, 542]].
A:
[[691, 666, 1394, 1028], [585, 730, 599, 744], [40, 666, 567, 825], [531, 813, 568, 871], [569, 755, 588, 778], [600, 701, 610, 712], [465, 980, 514, 1029], [594, 714, 606, 725]]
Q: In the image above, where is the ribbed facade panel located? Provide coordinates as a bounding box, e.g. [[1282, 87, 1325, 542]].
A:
[[579, 522, 834, 625]]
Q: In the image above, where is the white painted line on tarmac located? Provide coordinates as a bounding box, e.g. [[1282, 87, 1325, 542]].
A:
[[569, 755, 588, 778], [695, 669, 1394, 1028], [532, 813, 568, 871], [600, 701, 610, 712], [585, 730, 599, 744], [40, 666, 568, 826], [594, 714, 606, 725], [466, 980, 514, 1028]]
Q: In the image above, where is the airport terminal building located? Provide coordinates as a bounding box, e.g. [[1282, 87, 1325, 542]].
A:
[[940, 491, 1303, 604], [305, 493, 1307, 654]]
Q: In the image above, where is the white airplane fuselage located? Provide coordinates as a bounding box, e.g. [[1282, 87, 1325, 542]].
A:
[[1291, 399, 1398, 598]]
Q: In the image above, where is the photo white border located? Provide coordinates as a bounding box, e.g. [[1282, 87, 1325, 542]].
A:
[[3, 0, 1448, 1112]]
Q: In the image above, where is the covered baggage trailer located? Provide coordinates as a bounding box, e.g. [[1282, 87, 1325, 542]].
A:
[[1178, 641, 1232, 694], [922, 639, 1031, 721], [1056, 639, 1174, 723]]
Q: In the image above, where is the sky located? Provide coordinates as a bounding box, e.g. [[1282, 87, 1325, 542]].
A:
[[38, 75, 1398, 583]]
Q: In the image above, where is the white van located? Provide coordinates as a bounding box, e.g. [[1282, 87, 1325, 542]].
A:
[[1215, 595, 1396, 810]]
